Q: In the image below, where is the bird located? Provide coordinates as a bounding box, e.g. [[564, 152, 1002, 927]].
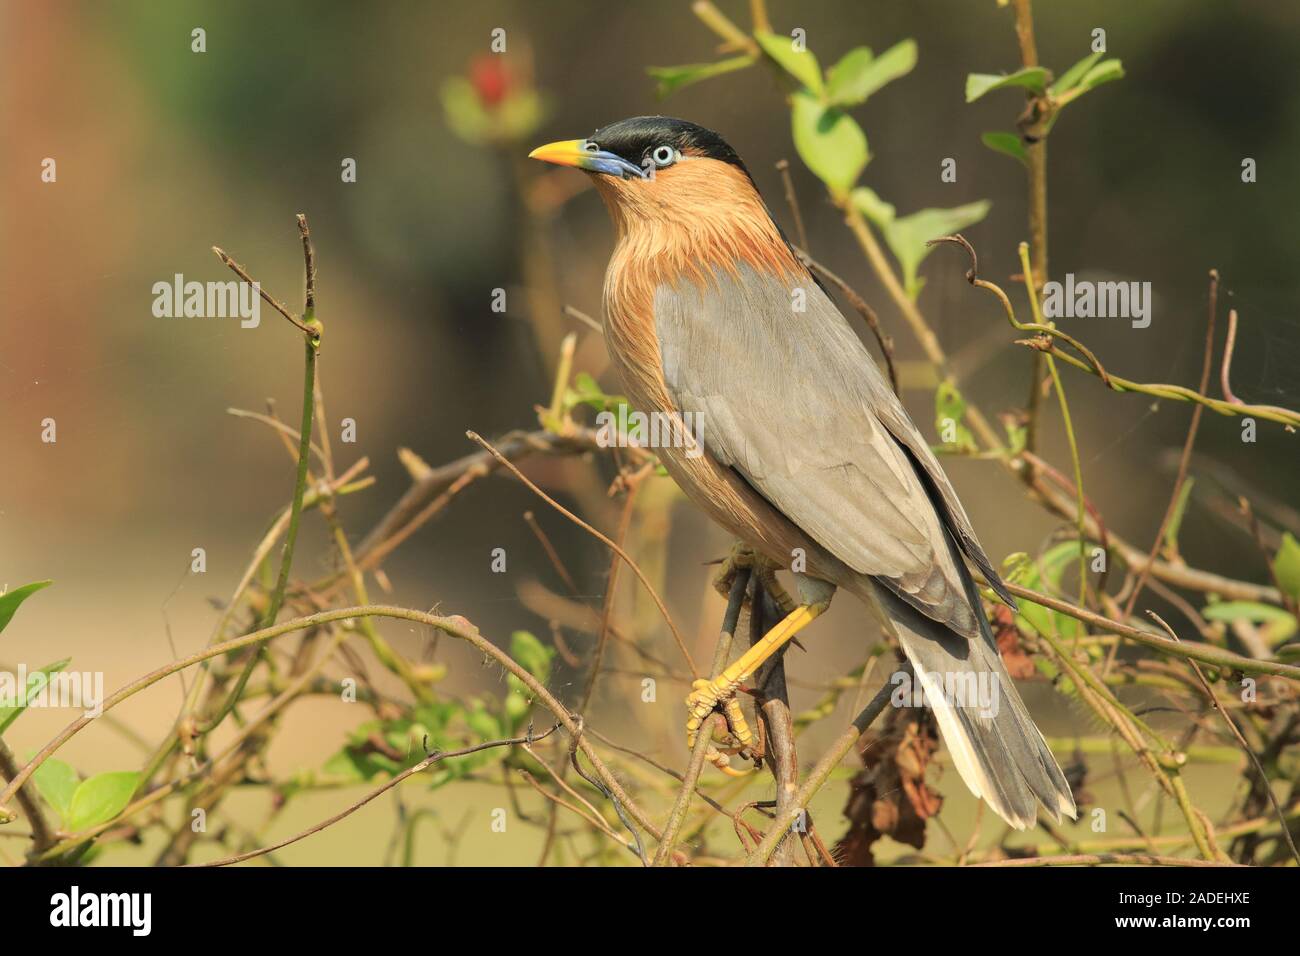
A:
[[529, 116, 1076, 829]]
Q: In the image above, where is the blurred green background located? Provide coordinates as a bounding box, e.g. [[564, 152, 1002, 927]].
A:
[[3, 0, 1298, 864]]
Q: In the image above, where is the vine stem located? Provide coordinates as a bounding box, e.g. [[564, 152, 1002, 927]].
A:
[[0, 605, 659, 842], [32, 627, 353, 861], [466, 429, 698, 677], [1018, 242, 1087, 606], [652, 565, 751, 865], [199, 321, 320, 733], [193, 724, 561, 867], [0, 739, 54, 852], [1012, 0, 1050, 454], [746, 667, 903, 866], [1121, 271, 1219, 619], [174, 220, 325, 745], [1001, 580, 1300, 679]]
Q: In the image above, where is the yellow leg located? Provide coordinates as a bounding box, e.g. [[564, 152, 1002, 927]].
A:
[[755, 564, 798, 616], [685, 601, 830, 757]]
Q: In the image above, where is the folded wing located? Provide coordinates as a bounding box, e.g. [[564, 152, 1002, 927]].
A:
[[653, 262, 1012, 637]]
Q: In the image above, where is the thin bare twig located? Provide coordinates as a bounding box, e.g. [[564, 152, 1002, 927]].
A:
[[747, 668, 902, 866], [970, 853, 1241, 867], [932, 235, 1300, 428], [211, 247, 318, 338], [999, 581, 1300, 680], [466, 430, 698, 677], [0, 605, 661, 843], [775, 159, 809, 251], [652, 565, 752, 865], [193, 725, 560, 866], [1122, 271, 1219, 620], [0, 739, 54, 852], [1147, 611, 1300, 866], [563, 304, 603, 334]]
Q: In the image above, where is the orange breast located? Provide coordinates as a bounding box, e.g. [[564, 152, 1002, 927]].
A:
[[594, 159, 825, 574]]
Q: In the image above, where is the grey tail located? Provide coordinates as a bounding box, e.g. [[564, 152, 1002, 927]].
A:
[[871, 569, 1077, 830]]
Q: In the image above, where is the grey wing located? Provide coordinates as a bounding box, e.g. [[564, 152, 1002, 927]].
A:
[[654, 262, 1011, 637]]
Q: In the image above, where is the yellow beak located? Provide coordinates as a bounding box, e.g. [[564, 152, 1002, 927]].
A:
[[527, 139, 588, 169], [528, 139, 648, 179]]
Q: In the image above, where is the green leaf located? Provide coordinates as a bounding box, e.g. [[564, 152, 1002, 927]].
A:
[[1004, 546, 1082, 639], [507, 632, 554, 727], [1049, 51, 1103, 95], [505, 683, 530, 722], [322, 747, 374, 782], [66, 771, 139, 831], [1202, 601, 1294, 622], [1163, 478, 1196, 554], [563, 372, 628, 416], [791, 91, 868, 197], [1271, 533, 1300, 601], [826, 46, 872, 101], [1053, 59, 1124, 109], [850, 186, 895, 226], [0, 658, 71, 735], [965, 67, 1049, 102], [853, 190, 992, 299], [755, 32, 823, 96], [1004, 420, 1027, 456], [494, 90, 546, 141], [326, 715, 428, 782], [878, 201, 992, 300], [413, 701, 460, 738], [441, 78, 547, 145], [981, 131, 1027, 166], [441, 76, 491, 143], [510, 630, 553, 684], [825, 40, 917, 106], [1002, 552, 1034, 579], [464, 698, 503, 741], [0, 580, 51, 636], [934, 381, 976, 453], [33, 757, 80, 823], [1078, 59, 1124, 93], [1039, 541, 1086, 591], [647, 55, 756, 98], [1202, 600, 1298, 645]]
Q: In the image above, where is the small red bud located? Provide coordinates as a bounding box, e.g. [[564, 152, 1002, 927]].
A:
[[469, 56, 509, 108]]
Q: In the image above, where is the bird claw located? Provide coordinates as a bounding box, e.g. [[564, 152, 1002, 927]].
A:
[[712, 544, 756, 599], [705, 743, 755, 777], [712, 545, 799, 618], [686, 678, 756, 777]]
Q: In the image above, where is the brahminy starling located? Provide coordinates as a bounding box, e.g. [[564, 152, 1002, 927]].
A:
[[530, 116, 1076, 829]]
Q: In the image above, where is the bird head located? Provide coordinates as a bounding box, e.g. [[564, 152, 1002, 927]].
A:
[[530, 116, 802, 290], [528, 116, 763, 230]]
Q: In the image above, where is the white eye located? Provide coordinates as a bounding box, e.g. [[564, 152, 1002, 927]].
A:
[[650, 145, 678, 167], [584, 141, 600, 152]]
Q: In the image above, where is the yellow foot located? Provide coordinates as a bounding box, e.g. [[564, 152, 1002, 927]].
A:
[[687, 591, 832, 778], [685, 678, 757, 777]]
